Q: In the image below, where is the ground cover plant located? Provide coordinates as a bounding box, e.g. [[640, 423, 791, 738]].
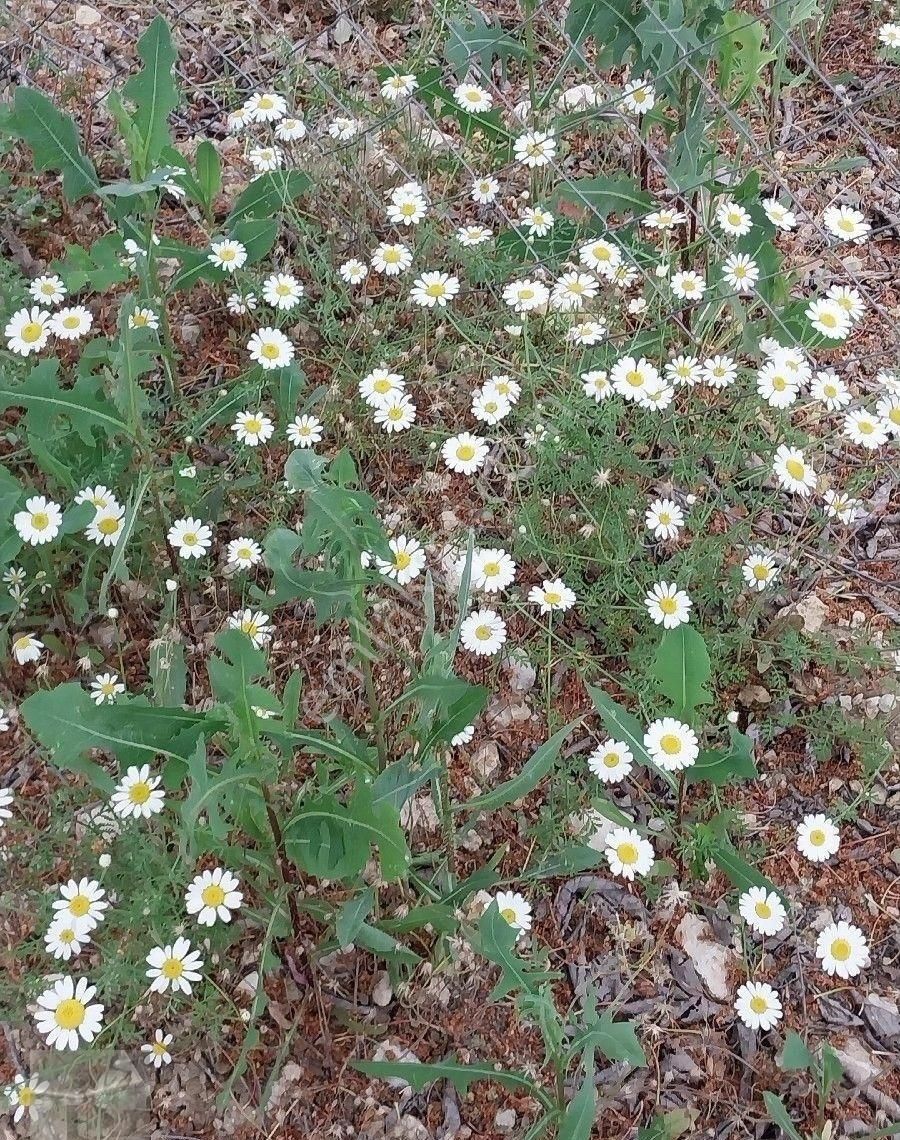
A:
[[1, 0, 900, 1135]]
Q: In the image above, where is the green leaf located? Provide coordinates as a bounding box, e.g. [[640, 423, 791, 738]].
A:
[[574, 1014, 646, 1066], [762, 1092, 805, 1140], [780, 1030, 815, 1072], [718, 12, 776, 106], [122, 15, 180, 170], [353, 1058, 541, 1098], [458, 720, 577, 813], [335, 887, 375, 948], [559, 1062, 597, 1140], [564, 0, 642, 67], [354, 920, 421, 967], [685, 727, 757, 787], [226, 170, 312, 223], [0, 359, 131, 444], [710, 838, 783, 900], [555, 175, 652, 223], [195, 140, 222, 209], [3, 88, 100, 201], [21, 684, 218, 787], [285, 783, 409, 882], [443, 7, 531, 79], [479, 904, 560, 999], [415, 67, 513, 144], [650, 625, 713, 719]]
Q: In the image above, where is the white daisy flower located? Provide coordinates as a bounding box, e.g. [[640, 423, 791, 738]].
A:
[[605, 826, 655, 879], [6, 1073, 49, 1122], [528, 578, 576, 613], [738, 887, 786, 936], [247, 145, 283, 172], [442, 432, 488, 475], [666, 354, 702, 386], [579, 237, 622, 275], [806, 298, 852, 340], [493, 890, 531, 938], [645, 498, 684, 540], [796, 813, 840, 863], [246, 91, 287, 122], [381, 73, 418, 100], [734, 981, 783, 1030], [129, 307, 159, 330], [111, 764, 165, 820], [29, 274, 66, 305], [90, 672, 125, 705], [762, 199, 797, 230], [44, 917, 92, 962], [228, 608, 272, 648], [410, 271, 459, 308], [359, 367, 406, 407], [287, 414, 323, 447], [185, 867, 243, 926], [742, 552, 779, 591], [816, 921, 870, 979], [247, 327, 294, 370], [470, 548, 516, 593], [716, 199, 753, 236], [582, 370, 612, 401], [454, 82, 493, 113], [5, 306, 51, 356], [843, 408, 888, 450], [822, 204, 870, 243], [262, 272, 305, 311], [13, 496, 62, 546], [207, 239, 248, 273], [373, 394, 417, 433], [275, 117, 307, 142], [146, 936, 204, 995], [460, 609, 507, 656], [34, 976, 104, 1051], [232, 409, 275, 446], [513, 130, 556, 168], [619, 79, 656, 114], [611, 355, 660, 401], [470, 175, 500, 205], [12, 633, 44, 665], [643, 717, 699, 772], [376, 536, 426, 586], [587, 740, 634, 784], [168, 517, 213, 559], [644, 580, 692, 628], [50, 305, 93, 340], [226, 537, 262, 569], [809, 370, 851, 410], [339, 259, 368, 284], [670, 270, 706, 300], [85, 505, 126, 547], [772, 445, 816, 496], [52, 878, 108, 930], [141, 1029, 174, 1068]]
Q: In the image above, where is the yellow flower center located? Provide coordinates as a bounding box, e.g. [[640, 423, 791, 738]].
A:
[[63, 314, 81, 329], [241, 619, 259, 637], [41, 283, 56, 295], [401, 202, 416, 216], [276, 283, 292, 296], [69, 894, 90, 918], [388, 406, 404, 421], [658, 512, 671, 525], [820, 312, 837, 328], [626, 370, 644, 387], [22, 322, 44, 343], [475, 624, 492, 641], [772, 376, 787, 391], [838, 218, 855, 233], [659, 596, 677, 615], [603, 752, 620, 768], [201, 884, 226, 908], [14, 635, 32, 652], [55, 998, 86, 1030], [384, 249, 401, 263], [219, 248, 236, 262], [31, 512, 49, 530], [132, 313, 149, 327], [18, 1087, 35, 1107], [785, 458, 805, 481], [59, 927, 76, 944], [660, 734, 682, 755], [483, 561, 500, 577], [500, 906, 517, 922], [593, 246, 611, 261], [183, 532, 197, 546], [830, 938, 851, 961], [889, 407, 900, 425], [466, 91, 480, 103], [129, 781, 151, 804], [754, 901, 772, 919], [161, 957, 184, 979], [519, 288, 534, 300], [749, 996, 768, 1014], [425, 283, 446, 298], [245, 417, 263, 433], [98, 516, 120, 536], [809, 828, 825, 846], [456, 444, 475, 461], [617, 842, 639, 864], [753, 564, 770, 581], [257, 95, 274, 108], [544, 591, 561, 605], [152, 1041, 168, 1056], [393, 551, 412, 570], [858, 420, 874, 434], [260, 343, 281, 360]]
